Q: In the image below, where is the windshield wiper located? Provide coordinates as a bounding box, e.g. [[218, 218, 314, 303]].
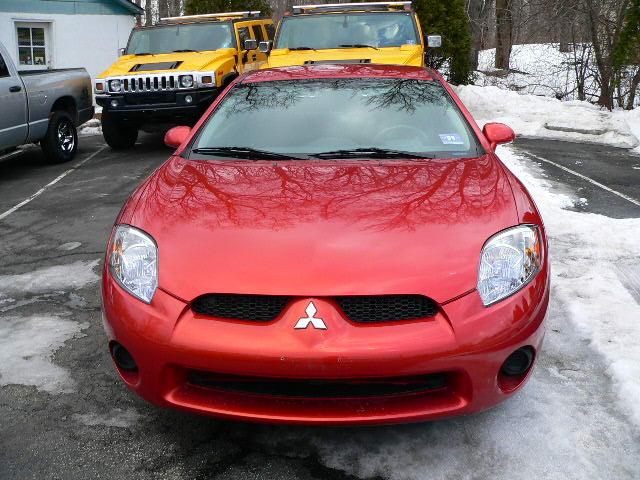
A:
[[173, 49, 196, 53], [338, 44, 379, 50], [192, 147, 305, 160], [133, 52, 154, 56], [311, 148, 435, 160], [288, 47, 317, 51]]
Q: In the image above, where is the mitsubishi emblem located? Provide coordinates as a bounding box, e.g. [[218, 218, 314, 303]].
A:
[[294, 302, 327, 330]]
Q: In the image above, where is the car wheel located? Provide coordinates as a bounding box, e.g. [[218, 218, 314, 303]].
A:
[[41, 111, 78, 163], [102, 113, 138, 150]]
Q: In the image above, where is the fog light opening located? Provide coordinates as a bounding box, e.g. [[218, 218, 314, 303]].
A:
[[501, 346, 534, 376], [184, 95, 193, 104], [110, 99, 119, 108], [110, 341, 138, 372]]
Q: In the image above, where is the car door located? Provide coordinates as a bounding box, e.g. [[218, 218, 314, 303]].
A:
[[251, 24, 269, 69], [0, 49, 28, 151], [235, 23, 259, 73]]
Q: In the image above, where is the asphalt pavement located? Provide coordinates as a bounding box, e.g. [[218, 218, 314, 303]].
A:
[[1, 134, 639, 480]]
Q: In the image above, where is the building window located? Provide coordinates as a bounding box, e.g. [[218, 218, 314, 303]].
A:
[[16, 24, 48, 68]]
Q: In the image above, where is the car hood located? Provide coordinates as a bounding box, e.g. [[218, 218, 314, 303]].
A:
[[266, 45, 424, 68], [98, 50, 236, 77], [129, 156, 518, 303]]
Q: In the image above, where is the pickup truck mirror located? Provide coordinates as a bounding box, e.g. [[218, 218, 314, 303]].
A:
[[427, 35, 442, 48], [164, 126, 191, 149], [244, 39, 258, 51], [483, 123, 516, 150], [258, 41, 273, 54]]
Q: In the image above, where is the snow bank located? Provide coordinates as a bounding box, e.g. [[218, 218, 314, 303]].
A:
[[498, 145, 640, 428], [456, 84, 640, 149], [80, 118, 102, 136]]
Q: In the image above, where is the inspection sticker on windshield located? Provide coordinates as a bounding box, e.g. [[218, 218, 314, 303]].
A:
[[439, 133, 465, 145]]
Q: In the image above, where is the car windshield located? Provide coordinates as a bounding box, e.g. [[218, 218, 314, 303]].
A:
[[190, 78, 481, 160], [126, 23, 234, 55], [275, 12, 419, 49]]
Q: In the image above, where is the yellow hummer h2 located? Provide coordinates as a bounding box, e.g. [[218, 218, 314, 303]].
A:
[[259, 2, 440, 69], [94, 11, 274, 149]]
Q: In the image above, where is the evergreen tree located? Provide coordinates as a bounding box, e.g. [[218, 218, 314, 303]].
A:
[[185, 0, 272, 17], [413, 0, 473, 85]]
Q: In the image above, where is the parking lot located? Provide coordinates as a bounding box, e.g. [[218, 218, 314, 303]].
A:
[[0, 133, 639, 480]]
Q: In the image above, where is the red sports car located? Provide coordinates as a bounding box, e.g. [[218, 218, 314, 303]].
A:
[[102, 64, 549, 425]]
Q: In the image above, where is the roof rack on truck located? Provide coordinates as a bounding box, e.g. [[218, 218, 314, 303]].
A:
[[291, 2, 411, 14], [160, 11, 262, 22]]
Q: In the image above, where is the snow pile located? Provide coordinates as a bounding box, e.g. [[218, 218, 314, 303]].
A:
[[0, 315, 86, 393], [456, 83, 640, 149], [0, 260, 99, 297], [80, 118, 102, 136], [498, 145, 640, 427], [0, 260, 99, 393]]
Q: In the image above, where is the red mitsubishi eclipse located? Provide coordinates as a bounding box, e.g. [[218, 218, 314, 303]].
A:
[[102, 64, 549, 425]]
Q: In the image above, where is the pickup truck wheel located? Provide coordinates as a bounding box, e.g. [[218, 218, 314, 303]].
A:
[[41, 111, 78, 163], [102, 114, 138, 150]]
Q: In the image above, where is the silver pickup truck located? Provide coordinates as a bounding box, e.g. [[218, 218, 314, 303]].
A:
[[0, 40, 94, 163]]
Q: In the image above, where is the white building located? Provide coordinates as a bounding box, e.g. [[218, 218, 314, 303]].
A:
[[0, 0, 143, 79]]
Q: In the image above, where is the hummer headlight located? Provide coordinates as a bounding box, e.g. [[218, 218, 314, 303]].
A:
[[477, 225, 542, 306], [109, 79, 122, 93], [179, 75, 194, 88]]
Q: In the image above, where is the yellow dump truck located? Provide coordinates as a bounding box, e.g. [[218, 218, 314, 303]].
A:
[[259, 2, 440, 69], [94, 11, 274, 149]]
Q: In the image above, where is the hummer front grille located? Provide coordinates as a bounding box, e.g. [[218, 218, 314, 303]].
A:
[[108, 74, 191, 93]]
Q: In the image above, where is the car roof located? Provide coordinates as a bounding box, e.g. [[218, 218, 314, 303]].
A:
[[241, 64, 436, 83]]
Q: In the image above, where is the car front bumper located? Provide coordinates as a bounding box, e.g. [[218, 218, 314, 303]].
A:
[[95, 88, 218, 124], [102, 266, 549, 425]]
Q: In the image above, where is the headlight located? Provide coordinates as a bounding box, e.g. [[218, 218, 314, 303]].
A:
[[477, 225, 542, 306], [109, 79, 122, 92], [109, 225, 158, 303], [179, 75, 194, 88]]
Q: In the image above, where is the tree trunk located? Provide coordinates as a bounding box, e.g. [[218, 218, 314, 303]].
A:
[[495, 0, 513, 70], [626, 68, 640, 109], [144, 0, 153, 26], [158, 0, 169, 21]]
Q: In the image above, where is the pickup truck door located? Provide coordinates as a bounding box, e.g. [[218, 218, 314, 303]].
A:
[[0, 50, 28, 150], [235, 23, 259, 73]]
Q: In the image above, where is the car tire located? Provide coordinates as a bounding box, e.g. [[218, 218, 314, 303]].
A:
[[102, 113, 138, 150], [41, 111, 78, 163]]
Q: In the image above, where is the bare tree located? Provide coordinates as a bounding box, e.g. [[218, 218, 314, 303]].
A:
[[495, 0, 513, 69]]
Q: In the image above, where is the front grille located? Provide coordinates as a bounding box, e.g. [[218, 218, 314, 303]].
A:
[[108, 73, 189, 93], [192, 294, 290, 321], [188, 371, 449, 398], [191, 294, 438, 323], [335, 295, 438, 323]]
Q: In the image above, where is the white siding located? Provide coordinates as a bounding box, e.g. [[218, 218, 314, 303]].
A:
[[0, 13, 135, 79]]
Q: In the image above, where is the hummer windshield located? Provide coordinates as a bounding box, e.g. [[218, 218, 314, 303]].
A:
[[126, 23, 235, 55], [275, 12, 419, 50]]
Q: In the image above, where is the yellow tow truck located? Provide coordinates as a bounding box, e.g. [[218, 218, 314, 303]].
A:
[[259, 1, 440, 69], [94, 11, 274, 149]]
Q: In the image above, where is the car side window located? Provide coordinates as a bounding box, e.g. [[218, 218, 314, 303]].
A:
[[265, 24, 275, 40], [252, 25, 264, 42], [0, 52, 9, 78], [237, 27, 250, 48]]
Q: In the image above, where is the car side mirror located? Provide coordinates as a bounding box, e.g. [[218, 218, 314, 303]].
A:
[[244, 39, 258, 51], [483, 123, 516, 150], [427, 35, 442, 48], [258, 40, 273, 54], [118, 47, 126, 56], [164, 126, 191, 149]]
